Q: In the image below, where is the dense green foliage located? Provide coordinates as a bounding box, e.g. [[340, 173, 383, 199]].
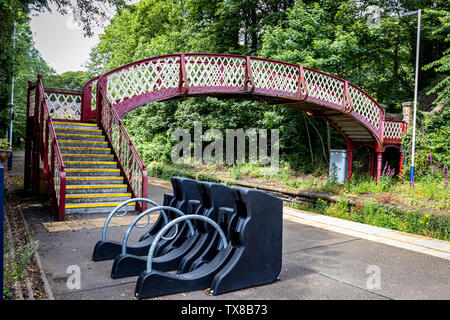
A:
[[0, 18, 92, 148], [401, 106, 450, 178], [84, 0, 449, 172], [0, 20, 55, 148], [3, 0, 449, 174], [303, 198, 449, 240], [423, 9, 450, 106], [0, 0, 126, 146]]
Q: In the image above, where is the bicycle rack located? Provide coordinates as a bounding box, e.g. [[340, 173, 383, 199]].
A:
[[135, 214, 229, 299], [178, 182, 238, 273], [110, 205, 196, 278], [92, 198, 167, 261], [91, 178, 283, 299], [209, 187, 283, 295], [152, 177, 203, 256], [111, 180, 209, 278]]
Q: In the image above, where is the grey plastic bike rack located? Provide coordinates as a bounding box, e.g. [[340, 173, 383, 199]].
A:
[[92, 198, 168, 261], [110, 206, 196, 279], [135, 214, 228, 299]]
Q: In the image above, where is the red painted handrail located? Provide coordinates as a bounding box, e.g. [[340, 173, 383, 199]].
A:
[[82, 76, 100, 122], [35, 76, 67, 220], [383, 119, 408, 144], [98, 87, 148, 210]]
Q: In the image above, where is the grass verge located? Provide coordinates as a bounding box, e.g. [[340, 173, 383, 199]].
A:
[[147, 162, 450, 242]]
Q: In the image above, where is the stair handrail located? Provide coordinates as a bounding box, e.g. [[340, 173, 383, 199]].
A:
[[97, 87, 149, 210], [35, 76, 67, 220]]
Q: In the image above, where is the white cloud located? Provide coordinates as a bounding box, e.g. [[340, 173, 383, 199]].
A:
[[66, 15, 82, 30], [29, 4, 108, 74]]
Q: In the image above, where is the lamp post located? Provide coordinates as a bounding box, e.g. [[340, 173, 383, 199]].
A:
[[8, 21, 16, 171], [401, 9, 421, 184]]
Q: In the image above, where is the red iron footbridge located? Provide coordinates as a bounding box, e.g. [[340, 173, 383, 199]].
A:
[[24, 53, 406, 220]]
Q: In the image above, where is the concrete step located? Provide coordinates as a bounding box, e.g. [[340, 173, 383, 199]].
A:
[[53, 121, 99, 130], [61, 154, 114, 161], [58, 140, 109, 148], [65, 184, 128, 194], [55, 127, 104, 136], [56, 133, 106, 142], [65, 202, 135, 214], [63, 160, 118, 168], [66, 176, 124, 185], [59, 146, 112, 155], [65, 193, 132, 204], [65, 168, 121, 177], [50, 121, 136, 216]]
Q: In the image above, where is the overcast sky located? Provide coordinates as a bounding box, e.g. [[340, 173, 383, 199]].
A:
[[29, 6, 106, 74]]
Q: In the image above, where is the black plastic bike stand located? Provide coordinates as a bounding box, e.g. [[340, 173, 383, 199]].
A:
[[111, 180, 208, 278], [153, 177, 203, 256], [210, 187, 283, 295], [135, 245, 233, 299], [134, 214, 232, 299], [181, 183, 238, 273], [92, 198, 168, 261], [111, 231, 200, 278]]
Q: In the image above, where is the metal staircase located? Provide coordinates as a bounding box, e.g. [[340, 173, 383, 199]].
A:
[[54, 121, 135, 214]]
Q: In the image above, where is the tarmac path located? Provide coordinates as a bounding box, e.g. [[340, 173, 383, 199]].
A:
[[8, 150, 449, 300]]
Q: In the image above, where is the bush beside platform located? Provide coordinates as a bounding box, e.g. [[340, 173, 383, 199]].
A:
[[147, 162, 450, 242]]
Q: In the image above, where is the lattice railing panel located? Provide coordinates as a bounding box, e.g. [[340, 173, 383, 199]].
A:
[[384, 120, 404, 141], [101, 96, 144, 199], [107, 56, 180, 104], [251, 59, 299, 94], [44, 92, 82, 120], [348, 85, 381, 131], [303, 69, 344, 106], [95, 54, 394, 152], [29, 88, 36, 117], [185, 55, 246, 88], [90, 79, 98, 111]]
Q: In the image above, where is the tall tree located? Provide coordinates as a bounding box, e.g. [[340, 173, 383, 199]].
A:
[[0, 0, 127, 141]]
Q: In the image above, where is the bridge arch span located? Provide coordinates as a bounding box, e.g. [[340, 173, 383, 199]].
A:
[[80, 53, 406, 182], [27, 53, 408, 220]]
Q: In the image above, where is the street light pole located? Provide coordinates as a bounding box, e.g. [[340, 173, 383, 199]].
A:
[[402, 9, 421, 184], [8, 21, 16, 171]]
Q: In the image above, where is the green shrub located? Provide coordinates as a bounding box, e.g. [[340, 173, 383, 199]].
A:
[[318, 199, 449, 241]]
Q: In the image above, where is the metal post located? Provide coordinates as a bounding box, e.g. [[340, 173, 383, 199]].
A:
[[399, 151, 404, 176], [8, 21, 16, 171], [370, 150, 375, 178], [405, 9, 421, 184], [0, 163, 4, 300]]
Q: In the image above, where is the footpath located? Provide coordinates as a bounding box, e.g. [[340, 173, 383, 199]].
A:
[[4, 151, 450, 300]]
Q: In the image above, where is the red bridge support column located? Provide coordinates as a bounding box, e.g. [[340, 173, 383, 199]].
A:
[[399, 150, 404, 177], [347, 145, 354, 183], [369, 150, 375, 178], [376, 151, 383, 184]]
